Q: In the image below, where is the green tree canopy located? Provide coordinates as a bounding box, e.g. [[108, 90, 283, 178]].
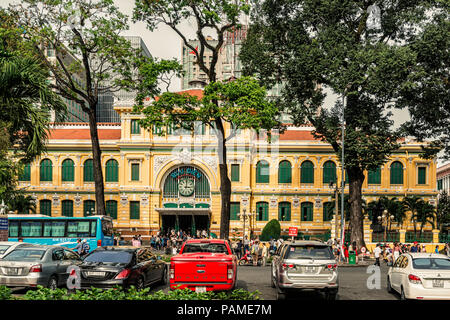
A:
[[260, 219, 281, 241]]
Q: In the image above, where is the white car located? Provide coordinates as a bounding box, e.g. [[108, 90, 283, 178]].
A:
[[387, 253, 450, 300], [0, 241, 34, 259]]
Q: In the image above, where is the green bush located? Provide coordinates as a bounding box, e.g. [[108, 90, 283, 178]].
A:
[[9, 285, 261, 300], [0, 286, 12, 300], [260, 219, 281, 241]]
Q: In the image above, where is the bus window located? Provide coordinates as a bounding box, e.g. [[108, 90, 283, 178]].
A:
[[102, 218, 113, 237], [20, 221, 43, 237], [90, 220, 97, 237], [67, 221, 91, 238], [43, 221, 66, 237], [9, 221, 19, 237]]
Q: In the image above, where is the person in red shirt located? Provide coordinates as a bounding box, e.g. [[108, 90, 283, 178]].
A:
[[344, 244, 349, 263]]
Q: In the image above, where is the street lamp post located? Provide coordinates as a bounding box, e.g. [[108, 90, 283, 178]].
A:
[[378, 209, 395, 243]]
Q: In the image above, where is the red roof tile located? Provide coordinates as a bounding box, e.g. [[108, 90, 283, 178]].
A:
[[48, 129, 121, 140]]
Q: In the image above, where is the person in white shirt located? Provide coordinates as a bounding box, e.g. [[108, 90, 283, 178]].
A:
[[374, 244, 382, 266]]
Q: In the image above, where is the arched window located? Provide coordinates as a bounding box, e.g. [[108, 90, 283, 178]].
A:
[[61, 200, 73, 217], [278, 202, 291, 221], [40, 159, 53, 182], [256, 160, 270, 183], [61, 159, 75, 182], [105, 159, 119, 182], [323, 202, 334, 222], [83, 159, 94, 182], [83, 200, 96, 217], [256, 202, 269, 221], [19, 163, 31, 181], [106, 200, 118, 219], [278, 161, 292, 183], [40, 199, 52, 216], [301, 160, 314, 184], [390, 161, 404, 185], [322, 161, 336, 184], [301, 202, 314, 221]]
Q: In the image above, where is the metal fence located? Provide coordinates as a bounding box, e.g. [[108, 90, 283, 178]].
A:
[[371, 232, 400, 243], [405, 232, 433, 243]]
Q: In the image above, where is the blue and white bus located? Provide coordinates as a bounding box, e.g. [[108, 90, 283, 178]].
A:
[[7, 215, 114, 252]]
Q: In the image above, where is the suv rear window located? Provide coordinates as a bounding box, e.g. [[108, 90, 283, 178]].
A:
[[183, 243, 229, 254], [285, 245, 334, 260]]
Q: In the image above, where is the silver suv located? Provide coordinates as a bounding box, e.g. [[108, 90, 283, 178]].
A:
[[271, 240, 339, 300]]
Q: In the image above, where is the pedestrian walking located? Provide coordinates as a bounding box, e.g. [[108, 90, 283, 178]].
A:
[[74, 239, 83, 255], [132, 236, 141, 247], [435, 245, 439, 254], [261, 243, 268, 267], [374, 243, 382, 266], [251, 241, 259, 266]]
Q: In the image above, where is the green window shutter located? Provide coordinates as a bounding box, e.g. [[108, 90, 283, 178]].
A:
[[194, 122, 205, 135], [106, 159, 118, 182], [390, 162, 403, 185], [153, 125, 162, 135], [438, 179, 443, 190], [301, 161, 314, 184], [19, 163, 31, 181], [61, 159, 75, 182], [131, 163, 140, 181], [418, 167, 426, 185], [230, 202, 240, 221], [83, 159, 94, 182], [83, 200, 96, 217], [131, 119, 141, 134], [278, 202, 291, 221], [62, 200, 73, 217], [256, 202, 269, 221], [323, 161, 336, 184], [231, 164, 240, 182], [256, 161, 270, 183], [106, 200, 117, 219], [278, 161, 292, 183], [40, 200, 52, 216], [130, 201, 140, 220], [368, 167, 381, 184], [40, 159, 53, 182], [301, 202, 314, 221], [323, 202, 334, 221]]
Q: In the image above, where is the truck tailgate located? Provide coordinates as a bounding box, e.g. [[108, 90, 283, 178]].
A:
[[172, 253, 231, 283]]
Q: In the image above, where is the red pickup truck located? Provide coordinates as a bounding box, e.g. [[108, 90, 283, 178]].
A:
[[169, 239, 238, 292]]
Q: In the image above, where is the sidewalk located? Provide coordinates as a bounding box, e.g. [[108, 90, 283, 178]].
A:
[[338, 258, 375, 267]]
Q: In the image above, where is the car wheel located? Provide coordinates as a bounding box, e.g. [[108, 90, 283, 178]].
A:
[[47, 276, 58, 290], [325, 290, 338, 301], [238, 260, 246, 266], [400, 286, 406, 300], [160, 266, 168, 285], [387, 277, 394, 293], [276, 291, 286, 300], [135, 276, 145, 291]]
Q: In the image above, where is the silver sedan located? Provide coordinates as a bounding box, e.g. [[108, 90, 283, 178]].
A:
[[0, 245, 83, 289], [0, 241, 35, 259]]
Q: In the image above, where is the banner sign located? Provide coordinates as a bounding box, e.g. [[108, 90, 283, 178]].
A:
[[170, 167, 203, 180]]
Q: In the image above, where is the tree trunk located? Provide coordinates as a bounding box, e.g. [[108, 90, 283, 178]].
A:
[[87, 107, 106, 217], [348, 167, 366, 248], [216, 119, 231, 240]]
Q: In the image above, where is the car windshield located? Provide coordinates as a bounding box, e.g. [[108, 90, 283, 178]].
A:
[[84, 251, 133, 264], [183, 243, 228, 254], [412, 258, 450, 270], [0, 245, 12, 255], [285, 245, 334, 260], [2, 249, 46, 261]]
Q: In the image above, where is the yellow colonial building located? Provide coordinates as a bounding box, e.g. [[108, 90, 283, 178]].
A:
[[17, 89, 440, 244]]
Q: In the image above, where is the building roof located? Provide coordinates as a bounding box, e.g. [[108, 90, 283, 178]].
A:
[[48, 128, 121, 140], [437, 163, 450, 178]]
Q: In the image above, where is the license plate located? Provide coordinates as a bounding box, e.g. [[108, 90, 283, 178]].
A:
[[86, 271, 106, 277], [195, 286, 206, 293], [8, 268, 19, 275], [305, 267, 316, 273], [432, 279, 444, 288]]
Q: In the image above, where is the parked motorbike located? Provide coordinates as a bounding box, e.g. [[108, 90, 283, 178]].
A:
[[238, 251, 261, 266]]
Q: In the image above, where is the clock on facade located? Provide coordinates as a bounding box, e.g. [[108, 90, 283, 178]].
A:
[[179, 178, 195, 197]]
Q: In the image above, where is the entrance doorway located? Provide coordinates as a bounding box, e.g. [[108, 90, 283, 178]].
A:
[[160, 214, 210, 236]]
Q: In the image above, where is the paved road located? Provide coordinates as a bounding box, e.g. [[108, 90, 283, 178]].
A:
[[12, 263, 399, 300]]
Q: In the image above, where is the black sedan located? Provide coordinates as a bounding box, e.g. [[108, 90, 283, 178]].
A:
[[78, 246, 167, 290]]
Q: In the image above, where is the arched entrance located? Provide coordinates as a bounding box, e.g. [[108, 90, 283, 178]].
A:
[[157, 165, 211, 236]]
